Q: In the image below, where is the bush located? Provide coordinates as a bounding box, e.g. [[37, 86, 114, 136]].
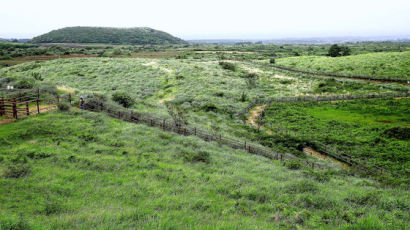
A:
[[219, 61, 236, 71], [58, 102, 70, 111], [15, 78, 34, 89], [31, 72, 43, 81], [112, 91, 134, 108], [383, 127, 409, 140], [285, 159, 302, 170], [269, 58, 275, 64]]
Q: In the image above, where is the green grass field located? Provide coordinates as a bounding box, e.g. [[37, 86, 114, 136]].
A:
[[260, 98, 410, 175], [0, 111, 409, 229], [276, 51, 410, 81]]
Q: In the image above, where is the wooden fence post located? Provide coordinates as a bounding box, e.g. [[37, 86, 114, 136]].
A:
[[244, 140, 247, 149], [194, 127, 197, 136], [56, 94, 60, 103], [0, 97, 4, 116], [163, 119, 166, 130], [12, 98, 17, 119], [118, 111, 121, 118], [36, 88, 40, 114], [68, 93, 72, 104], [26, 102, 29, 116]]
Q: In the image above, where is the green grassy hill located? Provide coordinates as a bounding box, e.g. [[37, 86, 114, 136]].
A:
[[276, 51, 410, 81], [30, 27, 187, 45], [0, 111, 408, 229]]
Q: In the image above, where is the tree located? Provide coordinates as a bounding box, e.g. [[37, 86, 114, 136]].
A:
[[328, 44, 341, 57], [328, 44, 351, 57], [340, 46, 351, 56], [112, 91, 134, 108]]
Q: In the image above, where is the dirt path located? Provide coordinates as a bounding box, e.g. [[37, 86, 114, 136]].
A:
[[0, 118, 15, 125], [246, 105, 272, 134], [304, 147, 350, 169]]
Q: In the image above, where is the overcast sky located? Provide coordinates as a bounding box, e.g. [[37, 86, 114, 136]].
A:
[[1, 0, 410, 39]]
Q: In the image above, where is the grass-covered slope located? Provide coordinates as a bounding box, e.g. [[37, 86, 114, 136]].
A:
[[31, 27, 186, 45], [261, 98, 410, 175], [276, 51, 410, 81], [0, 111, 409, 229]]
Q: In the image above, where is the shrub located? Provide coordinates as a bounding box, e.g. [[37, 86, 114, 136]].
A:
[[219, 61, 236, 71], [285, 159, 302, 170], [31, 72, 43, 81], [58, 102, 70, 111], [15, 78, 34, 89], [112, 91, 134, 108], [269, 58, 275, 64], [383, 127, 409, 140]]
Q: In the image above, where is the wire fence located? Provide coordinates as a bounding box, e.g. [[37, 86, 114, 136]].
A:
[[1, 89, 400, 177], [236, 91, 409, 122], [80, 100, 329, 171], [82, 100, 401, 177], [262, 123, 402, 177], [231, 58, 410, 84]]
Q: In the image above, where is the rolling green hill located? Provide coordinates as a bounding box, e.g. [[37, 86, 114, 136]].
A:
[[276, 51, 410, 81], [0, 111, 408, 229], [30, 27, 187, 45]]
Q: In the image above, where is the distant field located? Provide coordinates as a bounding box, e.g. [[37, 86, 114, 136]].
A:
[[276, 51, 410, 81]]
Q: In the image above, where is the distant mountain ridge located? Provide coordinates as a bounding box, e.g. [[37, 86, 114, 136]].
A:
[[189, 36, 410, 45], [30, 26, 187, 45]]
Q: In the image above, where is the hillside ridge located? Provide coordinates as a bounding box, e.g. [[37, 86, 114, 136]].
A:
[[30, 26, 187, 45]]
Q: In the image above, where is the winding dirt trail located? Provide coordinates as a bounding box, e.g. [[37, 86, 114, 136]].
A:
[[246, 104, 272, 134]]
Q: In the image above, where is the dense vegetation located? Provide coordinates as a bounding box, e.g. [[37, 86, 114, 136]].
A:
[[0, 111, 409, 229], [260, 98, 410, 176], [30, 27, 187, 45], [276, 51, 410, 81]]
